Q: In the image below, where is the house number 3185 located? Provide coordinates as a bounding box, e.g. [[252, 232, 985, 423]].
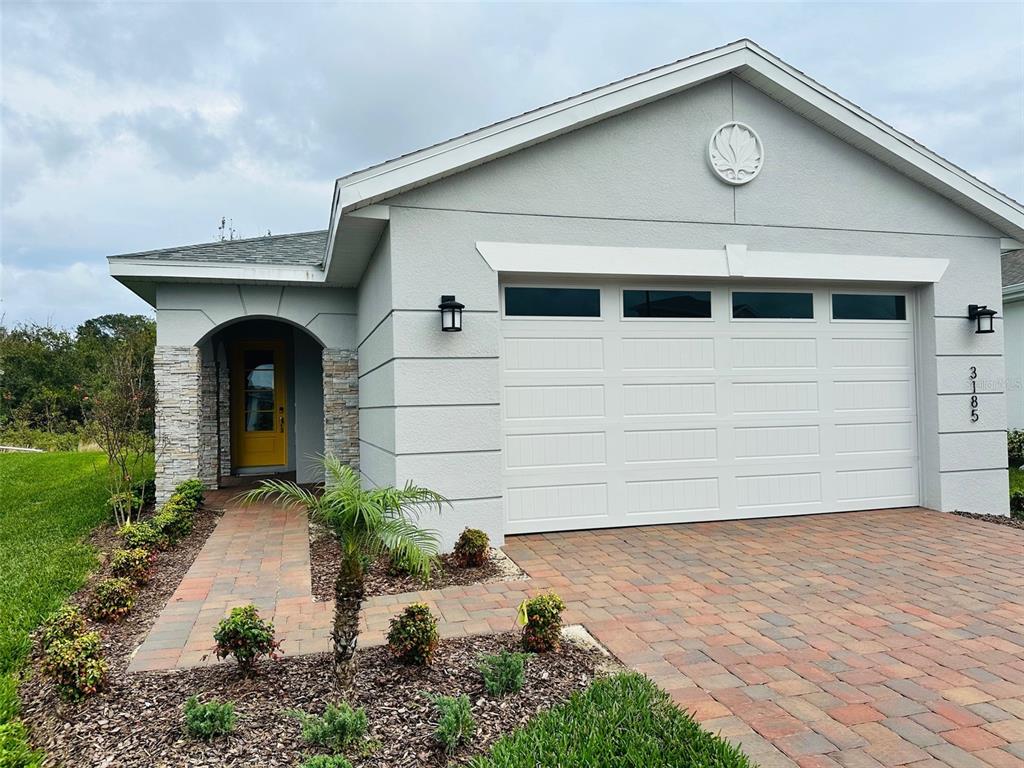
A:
[[969, 366, 979, 423]]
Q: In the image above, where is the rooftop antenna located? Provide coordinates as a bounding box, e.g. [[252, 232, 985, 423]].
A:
[[218, 217, 237, 241], [218, 217, 226, 241]]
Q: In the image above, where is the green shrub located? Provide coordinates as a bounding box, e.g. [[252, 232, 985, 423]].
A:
[[39, 605, 86, 652], [173, 478, 205, 507], [213, 604, 280, 674], [41, 631, 108, 701], [87, 577, 135, 622], [478, 650, 528, 697], [1011, 491, 1024, 520], [182, 695, 237, 739], [151, 505, 193, 544], [286, 702, 368, 751], [0, 721, 44, 768], [1009, 430, 1024, 468], [117, 520, 164, 551], [468, 672, 753, 768], [520, 592, 565, 653], [133, 478, 156, 507], [453, 528, 489, 568], [0, 425, 83, 452], [428, 693, 475, 755], [298, 757, 353, 768], [110, 547, 157, 585], [386, 603, 439, 666]]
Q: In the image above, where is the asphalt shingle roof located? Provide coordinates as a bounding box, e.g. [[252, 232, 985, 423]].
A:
[[1003, 250, 1024, 289], [109, 230, 327, 268]]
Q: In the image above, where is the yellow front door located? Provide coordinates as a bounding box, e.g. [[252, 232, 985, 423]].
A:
[[232, 341, 287, 468]]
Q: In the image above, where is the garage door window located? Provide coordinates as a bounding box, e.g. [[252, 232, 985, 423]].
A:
[[832, 293, 907, 321], [504, 287, 601, 317], [623, 289, 712, 319], [732, 291, 814, 319]]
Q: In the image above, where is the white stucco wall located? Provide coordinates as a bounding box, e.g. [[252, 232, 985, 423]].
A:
[[358, 73, 1008, 547], [1005, 299, 1024, 430]]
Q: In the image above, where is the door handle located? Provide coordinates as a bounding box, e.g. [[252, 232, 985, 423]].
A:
[[279, 408, 285, 433]]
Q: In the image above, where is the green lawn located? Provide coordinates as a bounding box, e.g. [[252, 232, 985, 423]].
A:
[[0, 452, 112, 724], [469, 672, 752, 768]]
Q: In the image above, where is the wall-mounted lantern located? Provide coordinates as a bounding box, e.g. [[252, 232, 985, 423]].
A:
[[968, 304, 996, 334], [439, 295, 464, 332]]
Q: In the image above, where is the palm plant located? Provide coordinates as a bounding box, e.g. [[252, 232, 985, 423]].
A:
[[240, 455, 444, 689]]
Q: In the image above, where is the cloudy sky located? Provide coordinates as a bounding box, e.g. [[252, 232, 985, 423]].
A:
[[2, 2, 1022, 330]]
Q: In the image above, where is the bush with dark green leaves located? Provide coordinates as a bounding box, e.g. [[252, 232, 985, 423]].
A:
[[39, 605, 86, 652], [41, 631, 108, 701], [386, 603, 439, 666], [286, 702, 368, 751], [183, 695, 237, 739], [213, 604, 280, 674], [151, 505, 193, 544], [429, 693, 475, 755], [117, 520, 164, 551], [453, 528, 489, 568], [1011, 490, 1024, 520], [299, 757, 353, 768], [478, 650, 528, 697], [87, 577, 135, 622], [1008, 430, 1024, 468], [467, 672, 753, 768], [520, 593, 565, 653], [173, 478, 205, 507], [110, 547, 157, 585]]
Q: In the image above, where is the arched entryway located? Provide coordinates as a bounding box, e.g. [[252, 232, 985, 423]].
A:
[[202, 318, 327, 484]]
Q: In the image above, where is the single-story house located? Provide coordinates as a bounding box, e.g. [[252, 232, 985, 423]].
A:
[[109, 39, 1024, 548], [1003, 250, 1024, 430]]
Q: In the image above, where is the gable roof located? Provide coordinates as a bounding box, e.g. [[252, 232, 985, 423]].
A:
[[1004, 250, 1024, 289], [109, 230, 328, 267], [325, 38, 1024, 284]]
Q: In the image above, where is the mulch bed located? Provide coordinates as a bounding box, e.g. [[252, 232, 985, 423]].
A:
[[309, 527, 514, 602], [21, 631, 601, 768], [952, 509, 1024, 531]]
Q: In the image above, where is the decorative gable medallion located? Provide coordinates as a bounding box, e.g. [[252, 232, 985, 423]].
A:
[[708, 122, 764, 185]]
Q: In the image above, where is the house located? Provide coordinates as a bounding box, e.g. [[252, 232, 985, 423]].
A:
[[109, 40, 1024, 548], [1004, 249, 1024, 430]]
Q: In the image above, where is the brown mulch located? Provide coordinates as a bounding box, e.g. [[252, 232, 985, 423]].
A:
[[952, 509, 1024, 531], [309, 528, 508, 602], [21, 631, 601, 768]]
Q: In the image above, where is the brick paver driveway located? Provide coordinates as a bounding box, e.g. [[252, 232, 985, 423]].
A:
[[500, 510, 1024, 768], [134, 501, 1023, 767]]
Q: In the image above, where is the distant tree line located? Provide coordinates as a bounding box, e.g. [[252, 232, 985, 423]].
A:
[[0, 314, 156, 449]]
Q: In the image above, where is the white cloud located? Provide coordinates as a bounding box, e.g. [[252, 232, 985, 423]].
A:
[[0, 261, 152, 329]]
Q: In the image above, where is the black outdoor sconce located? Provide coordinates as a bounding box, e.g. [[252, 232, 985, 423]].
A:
[[439, 295, 464, 332], [968, 304, 996, 334]]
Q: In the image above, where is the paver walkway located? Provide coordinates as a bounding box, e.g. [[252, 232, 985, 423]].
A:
[[132, 499, 1024, 768]]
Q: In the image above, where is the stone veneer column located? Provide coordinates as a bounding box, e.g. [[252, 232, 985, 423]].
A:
[[322, 349, 359, 469], [217, 356, 231, 475], [197, 352, 219, 488], [154, 346, 201, 502]]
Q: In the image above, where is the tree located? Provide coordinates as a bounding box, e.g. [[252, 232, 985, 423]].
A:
[[87, 337, 155, 525], [241, 457, 444, 689]]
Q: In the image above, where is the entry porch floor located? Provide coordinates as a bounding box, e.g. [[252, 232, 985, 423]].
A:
[[130, 495, 1024, 767]]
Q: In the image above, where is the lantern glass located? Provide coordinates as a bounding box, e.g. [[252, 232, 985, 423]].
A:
[[439, 295, 464, 332], [978, 312, 994, 334], [968, 304, 996, 335]]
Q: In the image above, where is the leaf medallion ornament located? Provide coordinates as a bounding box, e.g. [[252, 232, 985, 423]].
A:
[[708, 122, 764, 185]]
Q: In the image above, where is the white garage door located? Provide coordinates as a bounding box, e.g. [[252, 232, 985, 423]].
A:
[[500, 280, 919, 534]]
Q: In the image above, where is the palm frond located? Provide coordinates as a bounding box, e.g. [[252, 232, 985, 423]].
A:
[[236, 479, 320, 512], [371, 516, 441, 579]]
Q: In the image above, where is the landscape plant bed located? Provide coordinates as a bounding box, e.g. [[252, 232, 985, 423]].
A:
[[19, 630, 601, 767], [952, 509, 1024, 530], [309, 526, 525, 601]]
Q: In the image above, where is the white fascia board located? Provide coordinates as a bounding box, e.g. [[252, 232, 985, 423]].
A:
[[1004, 283, 1024, 302], [476, 241, 949, 284], [107, 258, 327, 284], [1001, 238, 1024, 252]]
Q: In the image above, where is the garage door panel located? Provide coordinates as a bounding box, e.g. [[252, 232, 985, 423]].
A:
[[732, 381, 819, 414], [503, 337, 604, 371], [623, 427, 718, 463], [621, 337, 716, 370], [731, 337, 818, 369], [501, 281, 919, 532]]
